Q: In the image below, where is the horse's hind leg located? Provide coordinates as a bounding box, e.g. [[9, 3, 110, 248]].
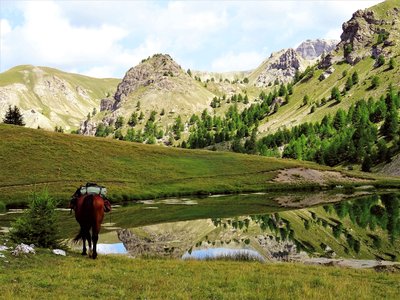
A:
[[81, 236, 87, 256], [87, 231, 93, 258], [81, 228, 88, 256], [92, 232, 99, 259]]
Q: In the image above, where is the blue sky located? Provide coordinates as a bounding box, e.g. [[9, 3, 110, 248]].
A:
[[0, 0, 382, 78]]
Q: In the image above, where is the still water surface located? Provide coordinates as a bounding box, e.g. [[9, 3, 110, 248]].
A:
[[97, 191, 400, 262], [0, 191, 398, 261]]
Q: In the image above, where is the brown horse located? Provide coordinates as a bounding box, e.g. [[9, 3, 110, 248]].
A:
[[73, 194, 104, 259]]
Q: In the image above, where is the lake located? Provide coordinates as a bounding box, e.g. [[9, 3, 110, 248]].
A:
[[1, 190, 399, 262]]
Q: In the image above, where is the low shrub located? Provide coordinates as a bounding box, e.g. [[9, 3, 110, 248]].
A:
[[9, 189, 61, 248], [0, 201, 6, 212]]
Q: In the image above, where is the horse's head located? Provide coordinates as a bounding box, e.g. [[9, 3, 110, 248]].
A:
[[69, 186, 83, 210]]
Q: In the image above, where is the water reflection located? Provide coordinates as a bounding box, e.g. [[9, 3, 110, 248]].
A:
[[117, 193, 400, 262], [97, 243, 127, 255]]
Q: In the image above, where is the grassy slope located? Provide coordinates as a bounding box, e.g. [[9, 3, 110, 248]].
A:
[[2, 124, 397, 206], [0, 250, 399, 300], [259, 55, 400, 135], [0, 65, 119, 99], [0, 65, 119, 129], [258, 0, 400, 134]]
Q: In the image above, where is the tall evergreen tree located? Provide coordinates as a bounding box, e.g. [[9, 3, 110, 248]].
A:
[[331, 87, 341, 102], [381, 108, 399, 139], [3, 105, 25, 126]]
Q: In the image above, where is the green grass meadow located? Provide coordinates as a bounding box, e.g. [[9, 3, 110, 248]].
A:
[[1, 250, 399, 300], [3, 124, 395, 207]]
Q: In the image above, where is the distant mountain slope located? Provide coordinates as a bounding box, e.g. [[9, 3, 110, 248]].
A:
[[258, 0, 400, 134], [81, 54, 216, 135], [0, 65, 119, 130], [248, 39, 338, 87]]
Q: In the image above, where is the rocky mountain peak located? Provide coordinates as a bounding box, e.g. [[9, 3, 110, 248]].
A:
[[253, 38, 339, 87], [296, 39, 338, 60], [339, 7, 396, 65], [113, 54, 184, 108], [271, 48, 301, 70]]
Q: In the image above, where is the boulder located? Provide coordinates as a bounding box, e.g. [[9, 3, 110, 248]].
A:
[[11, 243, 35, 256], [52, 249, 66, 256]]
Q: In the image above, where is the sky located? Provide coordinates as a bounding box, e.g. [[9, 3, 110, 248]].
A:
[[0, 0, 383, 78]]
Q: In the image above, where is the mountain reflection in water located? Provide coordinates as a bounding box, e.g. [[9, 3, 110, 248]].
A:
[[114, 193, 399, 262]]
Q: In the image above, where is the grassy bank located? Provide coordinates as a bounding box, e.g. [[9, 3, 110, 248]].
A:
[[1, 124, 399, 207], [0, 249, 399, 299]]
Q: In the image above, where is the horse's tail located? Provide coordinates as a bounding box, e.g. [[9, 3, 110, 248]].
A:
[[73, 230, 83, 243]]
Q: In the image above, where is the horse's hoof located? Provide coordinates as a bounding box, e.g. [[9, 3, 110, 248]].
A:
[[81, 252, 87, 256], [92, 253, 97, 259]]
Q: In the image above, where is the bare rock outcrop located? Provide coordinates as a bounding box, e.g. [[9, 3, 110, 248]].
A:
[[340, 9, 389, 65], [113, 54, 184, 109], [100, 98, 114, 112], [271, 48, 301, 70], [256, 49, 303, 86], [296, 39, 338, 60], [79, 119, 97, 136], [255, 39, 338, 86]]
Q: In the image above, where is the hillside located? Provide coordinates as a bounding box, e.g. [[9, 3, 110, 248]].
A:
[[2, 124, 398, 206], [1, 1, 399, 171], [80, 54, 217, 136], [258, 0, 400, 133], [0, 65, 119, 131]]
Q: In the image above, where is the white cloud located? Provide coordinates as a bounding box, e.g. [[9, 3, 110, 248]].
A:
[[0, 0, 387, 76], [324, 28, 342, 41], [211, 51, 265, 72], [1, 1, 133, 76]]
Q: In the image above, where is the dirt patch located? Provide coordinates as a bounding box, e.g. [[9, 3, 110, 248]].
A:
[[272, 168, 369, 185]]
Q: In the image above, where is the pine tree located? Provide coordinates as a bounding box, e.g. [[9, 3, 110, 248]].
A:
[[345, 77, 353, 91], [377, 55, 385, 67], [371, 76, 380, 89], [361, 155, 372, 172], [128, 112, 138, 127], [389, 57, 396, 70], [115, 116, 124, 129], [351, 71, 359, 85], [381, 108, 398, 139], [3, 105, 25, 126], [331, 87, 341, 102]]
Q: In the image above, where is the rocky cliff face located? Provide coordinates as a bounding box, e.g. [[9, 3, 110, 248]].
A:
[[296, 39, 338, 60], [323, 4, 399, 66], [254, 49, 302, 86], [252, 39, 338, 87]]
